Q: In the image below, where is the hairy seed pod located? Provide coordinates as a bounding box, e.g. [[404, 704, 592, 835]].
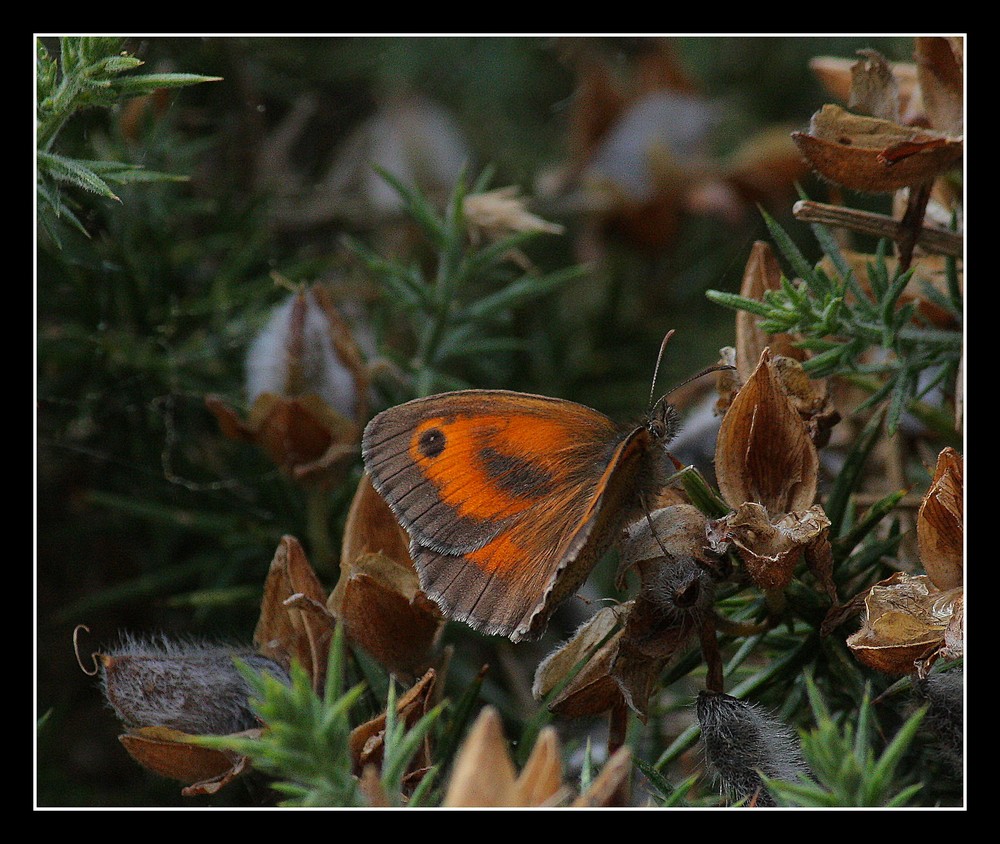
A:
[[643, 555, 715, 621], [697, 691, 808, 806], [100, 634, 289, 736], [914, 669, 964, 777]]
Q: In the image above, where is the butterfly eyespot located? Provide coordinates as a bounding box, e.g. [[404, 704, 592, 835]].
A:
[[418, 427, 446, 459]]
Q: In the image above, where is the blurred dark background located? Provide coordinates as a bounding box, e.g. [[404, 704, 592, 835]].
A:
[[36, 35, 915, 807]]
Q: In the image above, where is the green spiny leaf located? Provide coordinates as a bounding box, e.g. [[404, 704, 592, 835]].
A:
[[886, 368, 915, 435], [463, 265, 584, 322], [832, 489, 906, 560], [823, 406, 885, 536], [38, 151, 120, 201], [761, 206, 815, 285], [705, 290, 773, 316]]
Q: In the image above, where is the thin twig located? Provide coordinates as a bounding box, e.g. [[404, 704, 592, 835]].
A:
[[793, 199, 962, 258], [897, 182, 933, 271]]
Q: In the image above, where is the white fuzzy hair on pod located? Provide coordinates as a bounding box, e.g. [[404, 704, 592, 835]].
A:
[[696, 691, 809, 806], [100, 633, 288, 737], [245, 291, 358, 419]]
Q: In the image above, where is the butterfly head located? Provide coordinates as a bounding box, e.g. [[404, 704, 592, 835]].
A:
[[647, 395, 680, 443]]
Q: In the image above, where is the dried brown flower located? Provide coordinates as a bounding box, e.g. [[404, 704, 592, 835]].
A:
[[118, 726, 255, 796], [726, 243, 839, 445], [442, 705, 630, 807], [840, 448, 963, 678], [329, 473, 445, 681], [846, 572, 962, 676], [254, 534, 334, 693], [535, 505, 722, 728], [916, 447, 963, 591], [710, 349, 841, 606], [715, 348, 819, 516], [915, 37, 963, 136], [349, 669, 437, 784], [796, 44, 962, 196], [707, 502, 832, 594], [809, 55, 921, 121], [792, 104, 962, 194], [735, 242, 808, 383], [533, 604, 628, 720], [206, 283, 368, 490]]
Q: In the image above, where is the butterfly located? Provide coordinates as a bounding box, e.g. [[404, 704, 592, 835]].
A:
[[361, 383, 688, 644]]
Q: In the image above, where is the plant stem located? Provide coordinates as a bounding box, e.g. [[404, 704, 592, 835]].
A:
[[792, 200, 962, 258], [305, 488, 336, 574]]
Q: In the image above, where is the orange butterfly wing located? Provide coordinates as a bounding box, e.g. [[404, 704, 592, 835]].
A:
[[362, 390, 653, 641]]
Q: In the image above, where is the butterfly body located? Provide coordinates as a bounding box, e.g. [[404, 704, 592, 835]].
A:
[[362, 389, 678, 642]]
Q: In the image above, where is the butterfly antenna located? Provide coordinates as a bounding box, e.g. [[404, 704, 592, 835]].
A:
[[659, 362, 737, 402], [648, 329, 676, 409], [649, 329, 736, 404]]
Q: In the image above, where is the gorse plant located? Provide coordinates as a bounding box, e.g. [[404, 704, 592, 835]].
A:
[[346, 167, 583, 399], [764, 674, 926, 807], [35, 36, 219, 247], [707, 210, 963, 436], [200, 626, 443, 807], [38, 36, 963, 809]]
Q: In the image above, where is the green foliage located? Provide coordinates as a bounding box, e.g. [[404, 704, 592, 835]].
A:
[[706, 211, 962, 435], [765, 675, 926, 807], [202, 626, 366, 806], [36, 36, 220, 247], [346, 168, 583, 399], [201, 626, 442, 807]]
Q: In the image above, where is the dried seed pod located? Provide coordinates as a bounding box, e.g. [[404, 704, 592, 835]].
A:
[[715, 348, 819, 516], [846, 573, 961, 675], [697, 691, 808, 807], [917, 447, 963, 591], [330, 473, 445, 681], [792, 104, 962, 194], [254, 534, 333, 692]]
